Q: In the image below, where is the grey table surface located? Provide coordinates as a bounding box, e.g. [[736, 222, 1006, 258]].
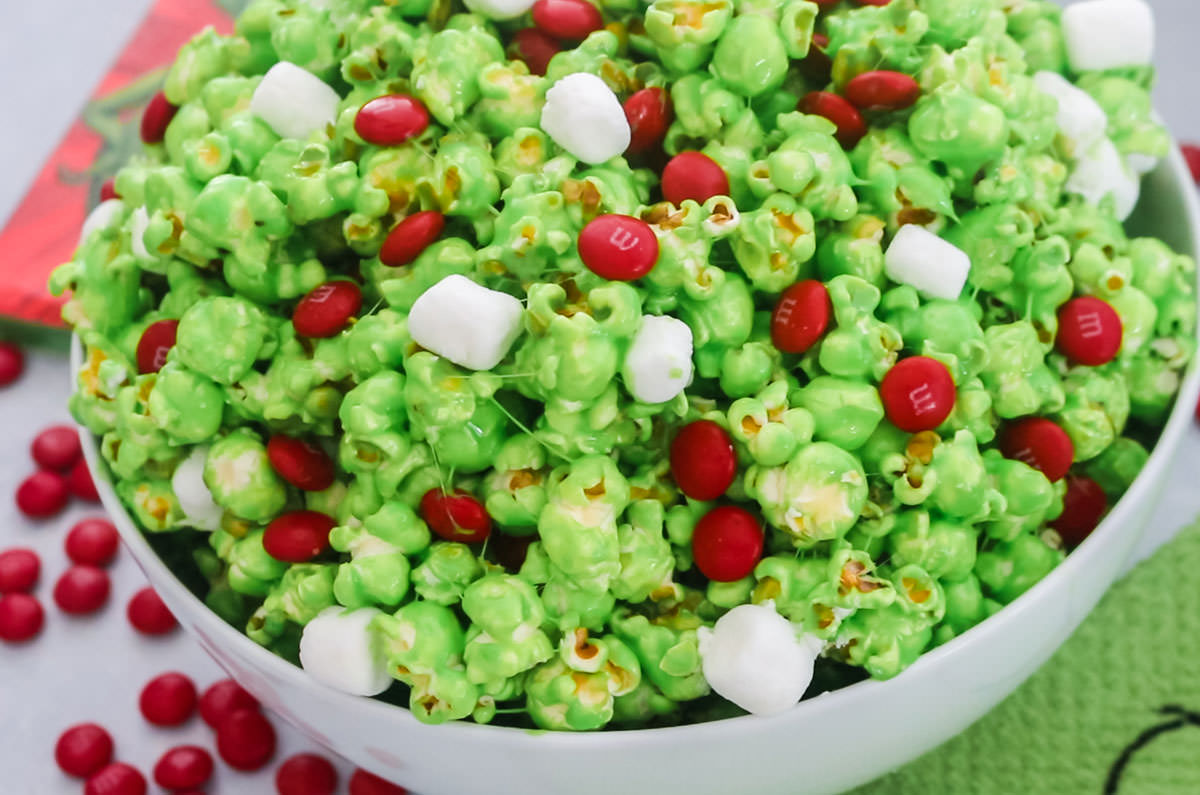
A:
[[2, 2, 1200, 794]]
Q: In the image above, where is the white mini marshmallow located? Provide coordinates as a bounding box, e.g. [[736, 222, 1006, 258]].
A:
[[408, 274, 524, 371], [540, 73, 631, 164], [697, 602, 823, 716], [250, 61, 341, 141], [130, 206, 152, 260], [463, 0, 535, 19], [883, 225, 971, 301], [1126, 152, 1160, 175], [622, 314, 694, 404], [1066, 136, 1141, 220], [171, 446, 223, 532], [1062, 0, 1154, 73], [1032, 71, 1108, 158], [299, 606, 392, 697], [79, 199, 124, 244]]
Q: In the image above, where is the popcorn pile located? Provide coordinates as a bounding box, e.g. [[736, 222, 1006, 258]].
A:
[[51, 0, 1196, 730]]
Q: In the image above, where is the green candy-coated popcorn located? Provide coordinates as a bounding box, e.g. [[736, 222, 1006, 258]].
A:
[[227, 529, 289, 597], [404, 353, 507, 474], [204, 430, 287, 522], [1053, 367, 1130, 462], [976, 531, 1065, 604], [247, 563, 337, 645], [1084, 437, 1149, 498], [979, 322, 1065, 419], [483, 435, 549, 532], [927, 429, 991, 520], [882, 292, 989, 383], [939, 573, 988, 638], [372, 601, 478, 724], [746, 441, 869, 549], [795, 376, 884, 452], [462, 574, 553, 690], [176, 296, 277, 385], [612, 500, 675, 603], [184, 175, 292, 267], [541, 567, 618, 631], [887, 511, 977, 582], [514, 281, 641, 404], [412, 542, 484, 606], [329, 502, 430, 609], [834, 601, 933, 680], [610, 607, 710, 702], [757, 113, 859, 222], [146, 363, 225, 445], [117, 478, 184, 533], [526, 631, 641, 731], [711, 16, 788, 98], [678, 273, 755, 375], [890, 564, 946, 625], [909, 83, 1008, 182], [729, 380, 814, 466], [816, 215, 887, 288], [980, 450, 1062, 543], [819, 275, 902, 381], [410, 26, 505, 127], [538, 455, 631, 592], [827, 0, 930, 89], [644, 0, 732, 53], [1078, 75, 1170, 165], [729, 194, 816, 293], [1005, 0, 1066, 73]]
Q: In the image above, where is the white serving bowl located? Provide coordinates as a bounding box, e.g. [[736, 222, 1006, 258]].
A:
[[75, 146, 1200, 795]]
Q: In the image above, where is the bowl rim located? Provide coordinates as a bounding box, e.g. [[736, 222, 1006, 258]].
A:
[[74, 142, 1200, 747]]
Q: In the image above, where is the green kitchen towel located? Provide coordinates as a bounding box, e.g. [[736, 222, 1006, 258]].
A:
[[856, 519, 1200, 795]]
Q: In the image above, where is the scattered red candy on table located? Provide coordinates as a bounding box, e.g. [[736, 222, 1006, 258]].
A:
[[420, 489, 492, 544], [293, 281, 363, 338], [85, 762, 147, 795], [153, 746, 214, 791], [577, 214, 660, 281], [999, 417, 1075, 483], [0, 547, 40, 593], [216, 708, 277, 771], [624, 87, 672, 155], [140, 90, 179, 144], [99, 178, 119, 202], [268, 435, 337, 492], [15, 470, 70, 518], [691, 506, 765, 582], [55, 723, 114, 778], [1052, 474, 1108, 547], [53, 565, 111, 614], [126, 587, 178, 636], [1181, 143, 1200, 184], [0, 592, 44, 642], [135, 319, 180, 374], [800, 91, 867, 149], [139, 672, 198, 727], [349, 768, 409, 795], [843, 70, 922, 112], [669, 420, 738, 501], [0, 340, 24, 387], [354, 94, 430, 146], [199, 679, 260, 729], [30, 425, 81, 471], [65, 518, 120, 567], [380, 210, 446, 267], [531, 0, 604, 40], [510, 28, 561, 76], [879, 356, 956, 433], [771, 279, 833, 354], [661, 151, 730, 206], [276, 752, 339, 795], [1056, 295, 1123, 366], [263, 510, 337, 563], [68, 458, 102, 502]]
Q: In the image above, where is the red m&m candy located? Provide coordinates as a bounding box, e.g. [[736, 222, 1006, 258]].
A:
[[293, 281, 362, 338], [267, 435, 336, 491], [771, 280, 832, 354], [263, 510, 337, 563], [380, 211, 445, 267], [578, 214, 659, 281], [661, 151, 730, 206], [669, 420, 737, 501], [531, 0, 604, 40], [31, 425, 81, 471], [879, 356, 956, 432], [800, 91, 867, 149], [624, 87, 672, 155], [56, 723, 114, 778], [355, 95, 430, 146], [1056, 296, 1122, 366], [999, 417, 1074, 482], [844, 70, 921, 111], [1051, 474, 1107, 547], [420, 489, 492, 544], [692, 506, 765, 582], [135, 319, 179, 374]]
